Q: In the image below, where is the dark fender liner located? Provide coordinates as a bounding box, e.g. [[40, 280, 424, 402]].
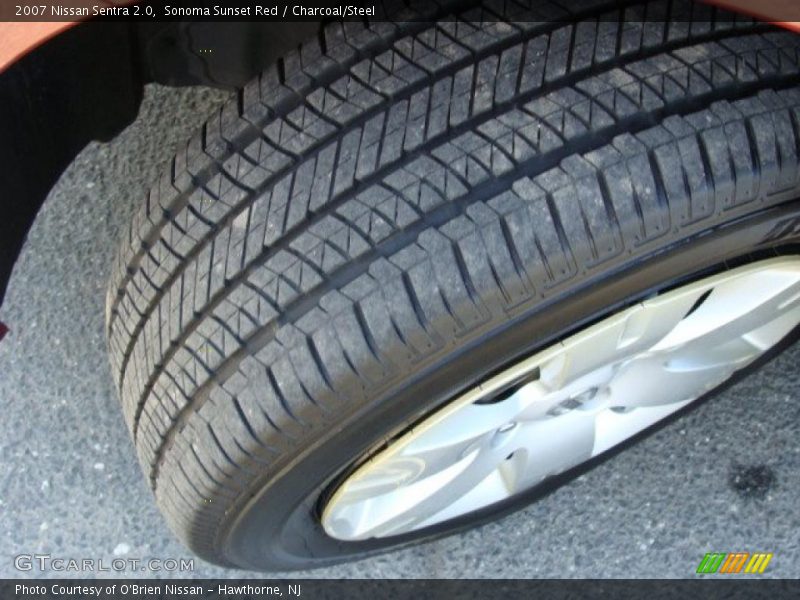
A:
[[0, 23, 143, 308], [0, 20, 319, 310]]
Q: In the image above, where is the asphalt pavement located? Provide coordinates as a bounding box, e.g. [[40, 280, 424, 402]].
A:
[[1, 84, 798, 579]]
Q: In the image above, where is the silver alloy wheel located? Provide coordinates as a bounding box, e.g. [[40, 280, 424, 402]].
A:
[[321, 257, 800, 541]]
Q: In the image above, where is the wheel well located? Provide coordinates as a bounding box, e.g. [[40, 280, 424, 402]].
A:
[[0, 20, 320, 309]]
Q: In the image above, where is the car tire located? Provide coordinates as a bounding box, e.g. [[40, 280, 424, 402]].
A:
[[106, 0, 800, 569]]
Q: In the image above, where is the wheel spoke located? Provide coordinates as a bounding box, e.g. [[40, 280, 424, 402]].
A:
[[502, 411, 596, 492], [400, 401, 520, 458], [540, 312, 631, 388], [604, 353, 730, 409], [650, 267, 800, 352], [592, 400, 692, 455], [324, 448, 481, 540], [329, 427, 518, 539]]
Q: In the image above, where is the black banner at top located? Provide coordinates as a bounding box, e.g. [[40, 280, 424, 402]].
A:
[[3, 0, 800, 22]]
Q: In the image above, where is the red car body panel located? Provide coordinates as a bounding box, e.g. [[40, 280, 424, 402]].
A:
[[0, 23, 75, 72], [709, 0, 800, 30], [0, 0, 138, 72]]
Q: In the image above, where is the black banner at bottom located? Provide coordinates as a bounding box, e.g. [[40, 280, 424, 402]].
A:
[[4, 579, 800, 600]]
